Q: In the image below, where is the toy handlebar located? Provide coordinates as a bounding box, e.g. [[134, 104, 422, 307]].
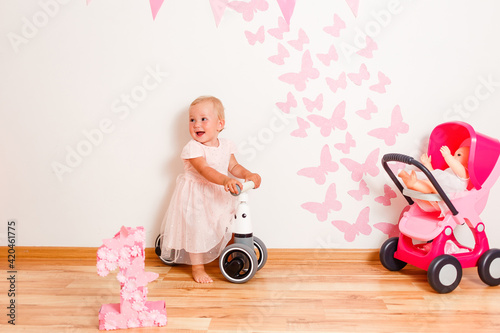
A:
[[231, 181, 255, 196], [381, 153, 459, 216]]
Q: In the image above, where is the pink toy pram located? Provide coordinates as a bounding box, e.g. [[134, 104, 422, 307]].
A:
[[380, 121, 500, 293]]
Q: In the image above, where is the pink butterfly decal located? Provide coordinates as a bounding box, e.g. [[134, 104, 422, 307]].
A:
[[301, 183, 342, 222], [367, 105, 408, 146], [278, 50, 319, 91], [356, 36, 378, 58], [307, 100, 347, 137], [323, 14, 346, 37], [356, 98, 378, 120], [268, 16, 289, 39], [297, 144, 339, 184], [228, 0, 269, 21], [373, 222, 399, 238], [316, 45, 338, 66], [275, 92, 297, 114], [375, 184, 397, 206], [348, 179, 369, 201], [268, 43, 290, 65], [290, 117, 310, 138], [287, 28, 309, 51], [369, 71, 391, 93], [245, 25, 265, 45], [326, 72, 347, 93], [340, 148, 380, 182], [347, 63, 370, 86], [332, 206, 372, 242], [334, 131, 356, 154], [303, 94, 323, 112]]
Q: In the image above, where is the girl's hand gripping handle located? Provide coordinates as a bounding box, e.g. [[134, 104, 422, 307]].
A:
[[231, 181, 256, 196]]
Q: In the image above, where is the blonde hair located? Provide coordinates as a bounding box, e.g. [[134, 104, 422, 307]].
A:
[[190, 96, 225, 121]]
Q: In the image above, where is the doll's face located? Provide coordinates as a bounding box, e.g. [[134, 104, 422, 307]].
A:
[[454, 146, 470, 167], [188, 100, 225, 147]]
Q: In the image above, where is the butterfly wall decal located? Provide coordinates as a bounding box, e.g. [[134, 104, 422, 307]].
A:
[[348, 179, 370, 201], [332, 206, 372, 242], [297, 144, 339, 184], [268, 43, 290, 65], [340, 148, 380, 182], [367, 105, 408, 146], [334, 131, 356, 154], [228, 0, 269, 21], [268, 16, 289, 39], [290, 117, 310, 138], [301, 183, 342, 222], [303, 94, 323, 112], [355, 98, 378, 120], [323, 14, 346, 37], [307, 100, 347, 137], [278, 50, 320, 91]]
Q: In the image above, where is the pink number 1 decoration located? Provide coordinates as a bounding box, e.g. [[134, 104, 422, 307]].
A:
[[97, 226, 167, 330]]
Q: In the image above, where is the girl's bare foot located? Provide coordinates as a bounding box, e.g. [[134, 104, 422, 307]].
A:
[[192, 265, 213, 283]]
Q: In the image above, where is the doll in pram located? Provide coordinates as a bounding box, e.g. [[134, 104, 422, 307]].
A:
[[379, 121, 500, 293]]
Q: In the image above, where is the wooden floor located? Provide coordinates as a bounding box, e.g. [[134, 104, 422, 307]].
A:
[[1, 247, 500, 332]]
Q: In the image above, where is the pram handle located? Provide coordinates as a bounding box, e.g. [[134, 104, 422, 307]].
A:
[[231, 181, 255, 196], [381, 153, 459, 216]]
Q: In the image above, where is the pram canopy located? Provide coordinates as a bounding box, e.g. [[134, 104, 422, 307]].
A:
[[428, 122, 500, 190]]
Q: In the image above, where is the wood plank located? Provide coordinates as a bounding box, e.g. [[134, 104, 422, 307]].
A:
[[1, 247, 500, 332]]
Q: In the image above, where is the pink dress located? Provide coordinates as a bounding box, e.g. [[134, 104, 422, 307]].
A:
[[160, 139, 237, 265]]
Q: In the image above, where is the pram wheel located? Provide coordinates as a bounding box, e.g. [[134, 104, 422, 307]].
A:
[[478, 249, 500, 286], [380, 237, 407, 271], [154, 234, 176, 266], [253, 236, 268, 270], [219, 244, 258, 283], [427, 255, 462, 293]]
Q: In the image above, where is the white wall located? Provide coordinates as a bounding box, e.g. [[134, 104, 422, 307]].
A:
[[1, 0, 500, 249]]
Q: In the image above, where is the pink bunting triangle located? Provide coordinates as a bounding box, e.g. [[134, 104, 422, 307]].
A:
[[86, 0, 92, 4], [209, 0, 228, 27], [345, 0, 359, 17], [150, 0, 165, 20], [276, 0, 296, 26]]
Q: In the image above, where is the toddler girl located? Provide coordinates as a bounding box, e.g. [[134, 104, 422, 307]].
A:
[[160, 96, 261, 283]]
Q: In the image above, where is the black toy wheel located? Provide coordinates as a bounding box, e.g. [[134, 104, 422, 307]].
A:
[[155, 234, 176, 266], [427, 255, 462, 293], [253, 236, 268, 270], [219, 244, 258, 283], [380, 237, 407, 271], [478, 248, 500, 286]]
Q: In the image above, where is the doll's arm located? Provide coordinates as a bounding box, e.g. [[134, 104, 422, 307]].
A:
[[420, 153, 434, 171], [228, 154, 262, 189], [188, 157, 242, 194], [441, 146, 468, 179]]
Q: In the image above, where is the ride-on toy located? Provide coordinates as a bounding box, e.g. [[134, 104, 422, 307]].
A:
[[380, 122, 500, 293], [155, 181, 267, 283]]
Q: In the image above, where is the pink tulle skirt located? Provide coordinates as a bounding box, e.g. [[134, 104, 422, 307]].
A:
[[160, 174, 236, 265]]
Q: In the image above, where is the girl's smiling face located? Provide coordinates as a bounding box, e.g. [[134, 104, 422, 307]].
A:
[[188, 100, 225, 147]]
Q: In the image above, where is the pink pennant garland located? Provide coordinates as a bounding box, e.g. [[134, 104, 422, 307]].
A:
[[209, 0, 229, 27], [150, 0, 165, 20], [86, 0, 92, 4], [276, 0, 296, 26], [345, 0, 359, 17]]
